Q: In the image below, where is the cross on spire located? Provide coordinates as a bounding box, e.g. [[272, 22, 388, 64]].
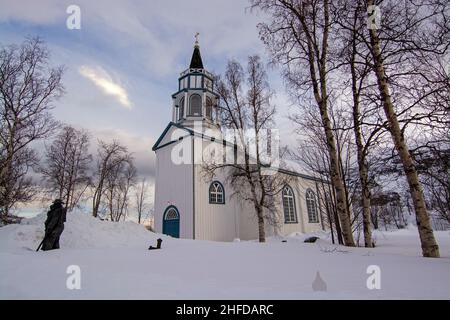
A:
[[195, 32, 200, 46]]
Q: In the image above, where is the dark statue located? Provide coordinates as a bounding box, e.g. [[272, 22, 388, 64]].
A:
[[148, 238, 163, 250], [38, 199, 67, 251]]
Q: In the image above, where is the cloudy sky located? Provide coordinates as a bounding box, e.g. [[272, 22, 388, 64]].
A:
[[0, 0, 294, 183]]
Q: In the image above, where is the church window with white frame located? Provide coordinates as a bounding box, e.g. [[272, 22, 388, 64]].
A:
[[189, 94, 202, 116], [209, 181, 225, 204], [205, 97, 212, 119], [178, 97, 185, 120], [306, 189, 319, 223], [282, 185, 297, 223]]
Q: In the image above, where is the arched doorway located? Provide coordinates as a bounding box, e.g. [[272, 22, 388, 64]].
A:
[[163, 206, 180, 238]]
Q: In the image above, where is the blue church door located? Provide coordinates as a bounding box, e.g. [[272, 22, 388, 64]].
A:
[[163, 206, 180, 238]]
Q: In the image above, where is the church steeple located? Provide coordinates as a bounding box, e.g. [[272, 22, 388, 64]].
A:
[[171, 34, 219, 128], [190, 34, 204, 69]]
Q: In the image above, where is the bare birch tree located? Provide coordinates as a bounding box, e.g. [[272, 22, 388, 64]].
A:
[[204, 56, 290, 242], [331, 0, 391, 247], [105, 159, 136, 222], [0, 37, 63, 221], [251, 0, 356, 246], [41, 125, 92, 211], [135, 178, 150, 224], [363, 0, 446, 257], [92, 140, 132, 218]]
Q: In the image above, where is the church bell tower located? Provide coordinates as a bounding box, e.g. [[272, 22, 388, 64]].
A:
[[171, 34, 219, 129]]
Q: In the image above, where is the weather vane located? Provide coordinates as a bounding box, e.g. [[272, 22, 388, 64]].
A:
[[195, 32, 200, 46]]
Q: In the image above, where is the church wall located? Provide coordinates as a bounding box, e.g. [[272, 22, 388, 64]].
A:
[[278, 175, 324, 236], [193, 138, 264, 241], [296, 177, 324, 234], [237, 200, 261, 241], [194, 139, 240, 241], [190, 135, 325, 241], [154, 137, 194, 239], [154, 128, 324, 242], [234, 174, 324, 240]]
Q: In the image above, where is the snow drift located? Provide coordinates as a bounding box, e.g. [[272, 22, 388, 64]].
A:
[[0, 211, 160, 252], [0, 211, 449, 299]]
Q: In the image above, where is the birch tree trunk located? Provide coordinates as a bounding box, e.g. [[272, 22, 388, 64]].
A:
[[366, 0, 439, 257], [303, 0, 355, 247], [349, 22, 373, 248], [318, 102, 356, 247], [256, 207, 266, 243], [317, 1, 355, 247], [350, 74, 373, 247]]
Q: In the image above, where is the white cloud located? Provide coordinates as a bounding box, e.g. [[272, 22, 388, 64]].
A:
[[79, 65, 132, 109]]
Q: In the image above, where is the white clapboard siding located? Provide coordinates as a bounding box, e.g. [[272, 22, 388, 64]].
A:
[[154, 136, 194, 239], [193, 138, 239, 241]]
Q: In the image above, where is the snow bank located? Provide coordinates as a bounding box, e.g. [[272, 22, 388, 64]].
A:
[[0, 211, 159, 252], [0, 211, 449, 299]]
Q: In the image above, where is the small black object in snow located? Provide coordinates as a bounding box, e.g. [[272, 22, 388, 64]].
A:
[[148, 238, 163, 250], [304, 236, 320, 243], [282, 240, 287, 243]]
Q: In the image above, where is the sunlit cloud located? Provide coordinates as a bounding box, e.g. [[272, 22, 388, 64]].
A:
[[79, 65, 132, 109]]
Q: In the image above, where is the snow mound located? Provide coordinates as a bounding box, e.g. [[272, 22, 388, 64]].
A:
[[0, 211, 159, 252]]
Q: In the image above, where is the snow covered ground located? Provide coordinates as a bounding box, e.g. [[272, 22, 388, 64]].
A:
[[0, 212, 449, 299]]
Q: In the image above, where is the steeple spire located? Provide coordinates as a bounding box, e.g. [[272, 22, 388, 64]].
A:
[[190, 32, 204, 69], [172, 36, 219, 127]]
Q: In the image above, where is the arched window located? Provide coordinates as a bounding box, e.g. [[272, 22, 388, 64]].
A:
[[189, 94, 202, 116], [209, 181, 225, 204], [282, 185, 297, 223], [205, 97, 212, 119], [163, 206, 180, 238], [306, 189, 319, 223], [165, 207, 179, 220], [178, 98, 185, 120]]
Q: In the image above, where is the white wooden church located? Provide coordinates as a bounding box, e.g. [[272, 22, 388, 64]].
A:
[[152, 40, 325, 241]]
